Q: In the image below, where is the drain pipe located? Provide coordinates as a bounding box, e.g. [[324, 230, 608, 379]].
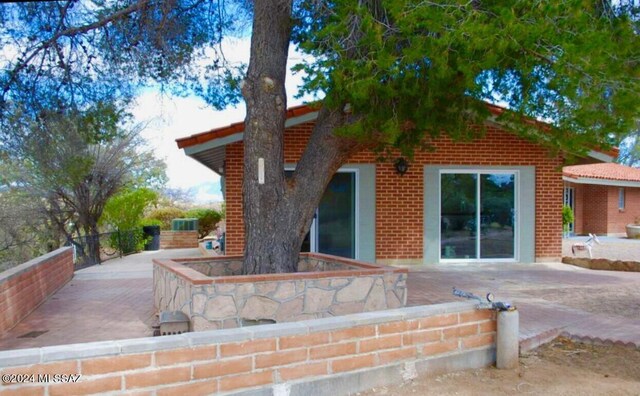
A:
[[496, 308, 519, 369]]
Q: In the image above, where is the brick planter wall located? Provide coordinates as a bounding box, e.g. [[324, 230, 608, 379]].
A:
[[153, 253, 408, 331], [159, 231, 198, 249], [0, 302, 496, 396], [0, 247, 74, 336]]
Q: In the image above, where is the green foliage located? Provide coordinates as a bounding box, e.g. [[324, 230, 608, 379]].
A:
[[0, 1, 250, 122], [293, 1, 640, 157], [562, 205, 575, 232], [101, 188, 159, 254], [139, 218, 163, 228], [106, 229, 146, 256], [145, 207, 186, 230], [1, 101, 166, 265], [185, 208, 223, 239], [101, 188, 159, 231]]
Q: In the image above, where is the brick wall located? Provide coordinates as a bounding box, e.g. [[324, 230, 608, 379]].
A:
[[607, 186, 640, 235], [0, 302, 496, 396], [581, 185, 609, 234], [0, 247, 74, 336], [225, 122, 564, 261], [159, 231, 198, 249]]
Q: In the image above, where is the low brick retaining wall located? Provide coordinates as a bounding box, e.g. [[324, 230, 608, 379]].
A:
[[0, 302, 496, 395], [562, 256, 640, 272], [153, 253, 408, 330], [159, 231, 198, 249], [0, 247, 74, 336]]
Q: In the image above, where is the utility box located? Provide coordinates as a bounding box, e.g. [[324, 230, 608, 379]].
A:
[[171, 218, 198, 231], [159, 311, 190, 335]]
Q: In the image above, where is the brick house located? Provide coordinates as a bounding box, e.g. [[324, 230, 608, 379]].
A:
[[176, 104, 610, 265], [563, 162, 640, 236]]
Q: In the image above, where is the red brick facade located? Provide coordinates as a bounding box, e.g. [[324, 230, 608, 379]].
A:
[[569, 183, 640, 235], [224, 121, 564, 262]]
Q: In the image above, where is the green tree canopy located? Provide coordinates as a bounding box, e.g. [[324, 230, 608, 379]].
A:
[[101, 187, 159, 231], [293, 1, 639, 157]]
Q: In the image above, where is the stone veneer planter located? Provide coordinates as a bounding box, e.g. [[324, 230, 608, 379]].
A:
[[153, 253, 408, 331]]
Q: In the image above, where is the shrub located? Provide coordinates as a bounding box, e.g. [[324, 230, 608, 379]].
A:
[[185, 208, 223, 239], [145, 207, 185, 230], [562, 205, 575, 233]]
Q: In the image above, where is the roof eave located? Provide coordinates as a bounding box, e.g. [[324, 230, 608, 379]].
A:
[[563, 175, 640, 188]]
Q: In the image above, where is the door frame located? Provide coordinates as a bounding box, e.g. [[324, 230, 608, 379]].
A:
[[285, 166, 360, 260], [563, 184, 575, 235], [437, 169, 521, 263]]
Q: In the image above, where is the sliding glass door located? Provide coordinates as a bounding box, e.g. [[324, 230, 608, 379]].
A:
[[293, 170, 357, 259], [440, 171, 516, 261]]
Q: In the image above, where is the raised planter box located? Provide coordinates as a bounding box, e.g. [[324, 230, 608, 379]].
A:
[[562, 256, 640, 272], [626, 224, 640, 239], [153, 253, 408, 331]]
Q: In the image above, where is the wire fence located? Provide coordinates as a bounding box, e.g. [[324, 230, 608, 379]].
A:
[[68, 229, 143, 269]]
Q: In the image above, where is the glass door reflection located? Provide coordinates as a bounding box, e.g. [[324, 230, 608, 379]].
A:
[[440, 171, 516, 261]]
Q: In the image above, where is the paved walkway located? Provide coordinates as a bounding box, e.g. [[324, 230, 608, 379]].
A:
[[1, 247, 639, 352], [407, 261, 640, 349], [562, 235, 640, 261], [0, 248, 201, 351]]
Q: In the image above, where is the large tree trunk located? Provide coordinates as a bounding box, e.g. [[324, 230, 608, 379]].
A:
[[241, 0, 358, 274]]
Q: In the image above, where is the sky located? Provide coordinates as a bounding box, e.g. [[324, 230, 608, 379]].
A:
[[131, 38, 312, 204]]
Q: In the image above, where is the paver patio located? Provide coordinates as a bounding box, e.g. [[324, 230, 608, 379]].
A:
[[0, 248, 201, 350], [1, 243, 639, 351]]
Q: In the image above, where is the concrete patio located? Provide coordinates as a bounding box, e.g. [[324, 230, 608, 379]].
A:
[[1, 243, 639, 351]]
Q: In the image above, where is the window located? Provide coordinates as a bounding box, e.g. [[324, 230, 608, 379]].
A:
[[440, 171, 516, 260], [619, 188, 625, 210]]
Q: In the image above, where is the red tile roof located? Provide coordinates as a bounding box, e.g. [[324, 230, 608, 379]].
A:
[[563, 163, 640, 183]]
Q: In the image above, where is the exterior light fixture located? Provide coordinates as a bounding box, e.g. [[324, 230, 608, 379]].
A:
[[394, 157, 409, 176]]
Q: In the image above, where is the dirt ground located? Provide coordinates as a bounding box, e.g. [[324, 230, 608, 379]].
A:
[[361, 337, 640, 395]]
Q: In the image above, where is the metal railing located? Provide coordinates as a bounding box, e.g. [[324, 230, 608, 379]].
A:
[[68, 229, 142, 269]]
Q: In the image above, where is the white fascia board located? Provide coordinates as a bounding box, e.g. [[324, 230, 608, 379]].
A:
[[183, 111, 320, 157], [563, 175, 640, 188], [184, 132, 244, 156], [284, 111, 319, 128], [586, 150, 614, 163]]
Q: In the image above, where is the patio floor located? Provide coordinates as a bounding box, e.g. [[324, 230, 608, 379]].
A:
[[1, 244, 640, 351], [0, 248, 201, 351]]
